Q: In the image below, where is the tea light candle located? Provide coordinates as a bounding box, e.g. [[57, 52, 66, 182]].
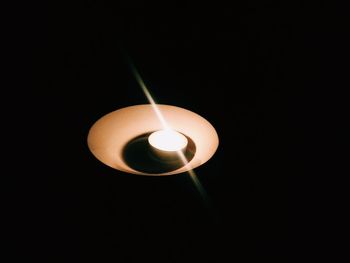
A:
[[148, 129, 188, 153]]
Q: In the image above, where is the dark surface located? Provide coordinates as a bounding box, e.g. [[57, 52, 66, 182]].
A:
[[5, 1, 348, 262]]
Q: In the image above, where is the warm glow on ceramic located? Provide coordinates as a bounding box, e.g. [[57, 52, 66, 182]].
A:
[[148, 130, 188, 152], [87, 104, 219, 176]]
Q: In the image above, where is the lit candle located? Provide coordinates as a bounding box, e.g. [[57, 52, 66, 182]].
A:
[[148, 129, 188, 160]]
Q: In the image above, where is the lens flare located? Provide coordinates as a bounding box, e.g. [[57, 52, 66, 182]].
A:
[[126, 56, 209, 200], [126, 56, 170, 130]]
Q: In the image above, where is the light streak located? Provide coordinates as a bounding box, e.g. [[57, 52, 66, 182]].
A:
[[177, 150, 209, 202], [125, 55, 208, 201], [125, 57, 170, 130]]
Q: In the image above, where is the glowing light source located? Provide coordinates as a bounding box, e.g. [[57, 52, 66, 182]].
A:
[[87, 104, 219, 176], [148, 130, 188, 152], [91, 55, 213, 201]]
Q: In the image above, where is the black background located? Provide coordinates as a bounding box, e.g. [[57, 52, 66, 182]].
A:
[[4, 1, 348, 262]]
